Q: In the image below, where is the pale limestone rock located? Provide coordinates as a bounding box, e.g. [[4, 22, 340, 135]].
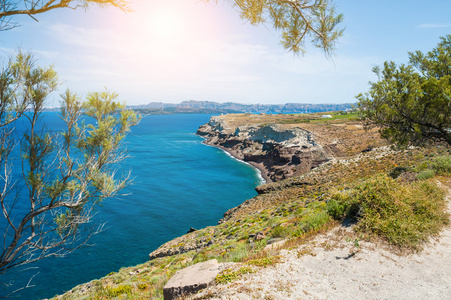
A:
[[163, 259, 222, 300]]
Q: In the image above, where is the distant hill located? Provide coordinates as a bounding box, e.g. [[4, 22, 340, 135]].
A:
[[130, 100, 354, 115]]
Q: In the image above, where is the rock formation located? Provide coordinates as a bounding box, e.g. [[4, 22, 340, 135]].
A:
[[197, 115, 331, 182], [163, 259, 224, 300]]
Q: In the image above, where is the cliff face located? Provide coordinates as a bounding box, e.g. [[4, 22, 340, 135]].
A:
[[197, 115, 331, 182]]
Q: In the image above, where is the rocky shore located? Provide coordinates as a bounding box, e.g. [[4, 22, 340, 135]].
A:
[[196, 115, 332, 183]]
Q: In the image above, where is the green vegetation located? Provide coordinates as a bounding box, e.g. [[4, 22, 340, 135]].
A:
[[274, 111, 359, 125], [358, 35, 451, 146], [430, 155, 451, 175], [321, 111, 359, 122], [204, 0, 343, 55], [215, 266, 255, 284], [328, 174, 449, 250], [246, 255, 281, 267], [0, 52, 140, 280]]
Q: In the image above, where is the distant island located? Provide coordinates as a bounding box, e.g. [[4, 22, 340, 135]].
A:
[[129, 100, 354, 115]]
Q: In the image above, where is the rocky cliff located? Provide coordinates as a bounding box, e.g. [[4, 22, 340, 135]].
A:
[[197, 115, 332, 182]]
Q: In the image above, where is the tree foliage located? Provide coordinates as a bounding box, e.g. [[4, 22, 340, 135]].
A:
[[211, 0, 344, 54], [357, 35, 451, 146], [0, 0, 128, 31], [0, 52, 139, 287]]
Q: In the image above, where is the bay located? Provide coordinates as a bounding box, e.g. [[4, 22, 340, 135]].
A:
[[3, 113, 261, 299]]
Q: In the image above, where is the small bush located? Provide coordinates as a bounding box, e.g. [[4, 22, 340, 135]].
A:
[[267, 217, 282, 227], [305, 211, 330, 231], [106, 284, 132, 297], [247, 255, 281, 267], [327, 191, 360, 221], [215, 266, 254, 284], [414, 161, 429, 172], [416, 169, 436, 181], [223, 242, 250, 262], [137, 282, 148, 290], [327, 174, 449, 250], [430, 155, 451, 174], [271, 225, 289, 238]]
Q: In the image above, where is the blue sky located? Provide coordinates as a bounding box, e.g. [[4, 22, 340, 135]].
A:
[[1, 0, 451, 106]]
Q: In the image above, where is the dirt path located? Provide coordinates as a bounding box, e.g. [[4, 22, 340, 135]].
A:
[[192, 187, 451, 300]]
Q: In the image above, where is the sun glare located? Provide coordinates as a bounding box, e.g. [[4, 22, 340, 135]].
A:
[[145, 8, 184, 42]]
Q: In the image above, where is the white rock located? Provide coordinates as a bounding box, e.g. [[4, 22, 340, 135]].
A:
[[163, 259, 222, 300]]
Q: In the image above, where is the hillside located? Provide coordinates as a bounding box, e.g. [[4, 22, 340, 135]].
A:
[[53, 112, 450, 300], [192, 193, 451, 299], [130, 101, 353, 115], [197, 112, 385, 182]]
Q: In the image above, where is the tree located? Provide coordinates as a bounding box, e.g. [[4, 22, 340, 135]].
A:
[[0, 51, 139, 295], [357, 35, 451, 146], [0, 0, 129, 31], [207, 0, 344, 55]]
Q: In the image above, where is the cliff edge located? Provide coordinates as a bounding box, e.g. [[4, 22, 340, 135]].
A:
[[197, 113, 383, 182]]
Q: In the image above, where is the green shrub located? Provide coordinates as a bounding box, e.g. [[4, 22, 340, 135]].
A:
[[305, 211, 330, 231], [267, 217, 282, 227], [137, 282, 148, 290], [327, 174, 449, 250], [430, 155, 451, 174], [271, 225, 289, 238], [247, 255, 281, 267], [414, 161, 429, 172], [106, 284, 132, 297], [327, 191, 360, 221], [215, 266, 254, 284], [416, 169, 436, 181], [223, 242, 250, 262]]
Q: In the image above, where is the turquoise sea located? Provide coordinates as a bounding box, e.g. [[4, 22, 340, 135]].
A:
[[2, 114, 261, 299]]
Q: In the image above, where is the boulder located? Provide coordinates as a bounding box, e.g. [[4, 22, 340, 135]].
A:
[[163, 259, 222, 300], [255, 231, 266, 240], [187, 227, 197, 233], [264, 238, 286, 252]]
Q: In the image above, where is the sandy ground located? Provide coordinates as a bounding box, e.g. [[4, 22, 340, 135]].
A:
[[191, 195, 451, 299]]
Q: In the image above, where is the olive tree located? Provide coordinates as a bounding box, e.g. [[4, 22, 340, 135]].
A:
[[357, 35, 451, 146], [0, 52, 139, 294]]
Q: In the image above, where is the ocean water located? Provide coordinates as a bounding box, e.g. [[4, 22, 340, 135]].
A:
[[2, 113, 261, 299]]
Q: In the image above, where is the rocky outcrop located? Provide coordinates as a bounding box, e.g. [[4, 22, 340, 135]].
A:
[[149, 227, 215, 260], [163, 259, 225, 300], [197, 116, 331, 182]]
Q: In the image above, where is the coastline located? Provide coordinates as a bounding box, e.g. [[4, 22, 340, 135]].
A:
[[202, 141, 268, 185], [217, 148, 267, 185], [195, 114, 337, 183]]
